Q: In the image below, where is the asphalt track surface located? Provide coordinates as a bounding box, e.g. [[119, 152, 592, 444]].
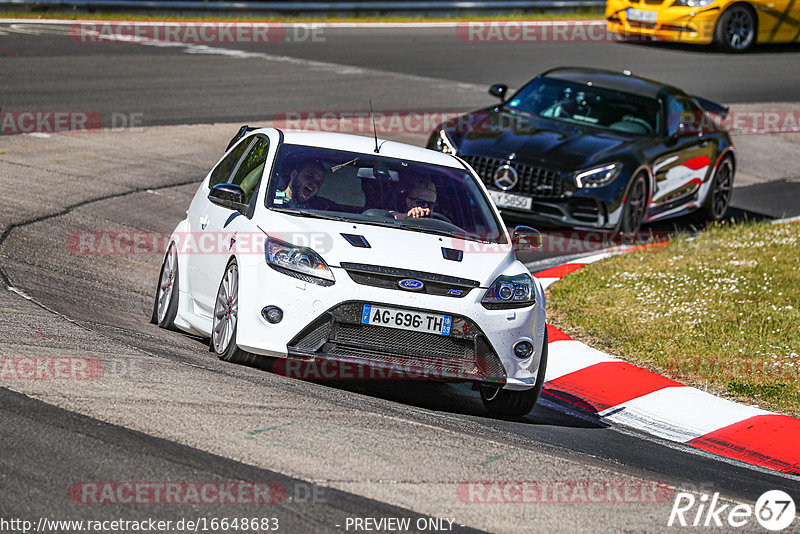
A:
[[1, 22, 800, 533]]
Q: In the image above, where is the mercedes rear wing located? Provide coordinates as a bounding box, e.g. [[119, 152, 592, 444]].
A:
[[693, 96, 729, 117]]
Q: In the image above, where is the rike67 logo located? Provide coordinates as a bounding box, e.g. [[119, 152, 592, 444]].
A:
[[668, 490, 795, 530]]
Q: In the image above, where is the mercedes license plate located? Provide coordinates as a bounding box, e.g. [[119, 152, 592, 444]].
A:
[[488, 190, 533, 210]]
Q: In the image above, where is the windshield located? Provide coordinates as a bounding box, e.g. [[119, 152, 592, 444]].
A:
[[265, 144, 507, 244], [504, 77, 661, 136]]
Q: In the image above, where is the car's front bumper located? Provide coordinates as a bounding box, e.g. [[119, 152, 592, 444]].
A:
[[605, 1, 720, 45], [234, 258, 546, 390], [494, 195, 618, 230]]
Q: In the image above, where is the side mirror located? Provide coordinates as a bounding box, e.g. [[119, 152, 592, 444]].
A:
[[668, 122, 697, 144], [512, 225, 542, 252], [208, 183, 248, 213], [489, 84, 508, 103]]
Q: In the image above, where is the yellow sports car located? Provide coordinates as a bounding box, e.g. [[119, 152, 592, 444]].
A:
[[606, 0, 800, 51]]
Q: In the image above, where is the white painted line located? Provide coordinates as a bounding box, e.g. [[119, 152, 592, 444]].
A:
[[599, 386, 769, 443], [545, 340, 618, 382], [537, 277, 559, 289], [771, 215, 800, 225], [574, 251, 612, 264]]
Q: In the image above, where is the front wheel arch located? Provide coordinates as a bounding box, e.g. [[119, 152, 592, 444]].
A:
[[614, 169, 651, 236]]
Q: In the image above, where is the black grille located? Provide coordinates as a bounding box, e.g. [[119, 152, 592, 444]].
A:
[[286, 302, 507, 384], [462, 155, 564, 198], [570, 199, 602, 224], [341, 263, 478, 298], [335, 324, 465, 359]]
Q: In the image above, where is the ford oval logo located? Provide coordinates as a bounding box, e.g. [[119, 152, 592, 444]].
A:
[[398, 278, 424, 291]]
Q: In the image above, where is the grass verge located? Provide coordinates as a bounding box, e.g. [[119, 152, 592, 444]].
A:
[[547, 220, 800, 416]]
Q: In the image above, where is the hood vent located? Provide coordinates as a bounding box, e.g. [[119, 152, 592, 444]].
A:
[[341, 233, 371, 248], [441, 248, 463, 262]]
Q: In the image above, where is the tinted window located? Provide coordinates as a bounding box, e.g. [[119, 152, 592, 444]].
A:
[[230, 136, 269, 204], [667, 97, 703, 137], [209, 138, 249, 188], [505, 77, 661, 136], [266, 144, 507, 244]]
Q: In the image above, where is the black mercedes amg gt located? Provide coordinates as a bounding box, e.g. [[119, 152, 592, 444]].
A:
[[427, 67, 735, 234]]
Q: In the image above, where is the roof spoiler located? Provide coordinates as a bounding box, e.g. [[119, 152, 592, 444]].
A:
[[226, 125, 260, 151], [693, 96, 729, 117]]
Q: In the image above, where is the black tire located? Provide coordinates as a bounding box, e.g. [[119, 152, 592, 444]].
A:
[[714, 4, 757, 53], [480, 329, 549, 417], [211, 259, 259, 366], [615, 172, 648, 237], [701, 155, 734, 221], [151, 243, 179, 330]]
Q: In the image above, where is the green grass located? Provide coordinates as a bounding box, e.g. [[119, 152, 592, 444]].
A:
[[548, 220, 800, 416], [0, 10, 604, 22]]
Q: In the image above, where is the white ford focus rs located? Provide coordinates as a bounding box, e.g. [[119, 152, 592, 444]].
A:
[[152, 127, 548, 416]]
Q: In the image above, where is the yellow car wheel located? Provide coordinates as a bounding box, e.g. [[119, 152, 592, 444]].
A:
[[714, 4, 757, 52]]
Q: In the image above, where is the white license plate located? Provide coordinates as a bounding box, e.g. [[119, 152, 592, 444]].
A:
[[488, 190, 533, 210], [626, 8, 658, 23], [360, 304, 452, 336]]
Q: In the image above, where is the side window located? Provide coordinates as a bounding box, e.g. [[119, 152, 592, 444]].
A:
[[230, 137, 270, 204], [209, 139, 249, 188], [666, 97, 702, 137]]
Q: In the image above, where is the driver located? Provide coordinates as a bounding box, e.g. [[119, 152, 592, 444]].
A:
[[397, 175, 437, 219]]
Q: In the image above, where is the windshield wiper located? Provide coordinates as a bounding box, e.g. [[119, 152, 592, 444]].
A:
[[331, 158, 358, 172], [270, 207, 350, 223]]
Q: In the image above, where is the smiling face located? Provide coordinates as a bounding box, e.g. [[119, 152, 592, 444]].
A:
[[289, 162, 325, 203]]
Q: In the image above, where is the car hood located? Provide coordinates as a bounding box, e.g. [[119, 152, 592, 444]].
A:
[[257, 213, 521, 287], [446, 108, 638, 170]]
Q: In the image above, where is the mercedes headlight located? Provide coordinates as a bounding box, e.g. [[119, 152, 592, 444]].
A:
[[674, 0, 716, 6], [482, 273, 535, 309], [434, 129, 458, 155], [266, 237, 335, 284], [575, 164, 620, 188]]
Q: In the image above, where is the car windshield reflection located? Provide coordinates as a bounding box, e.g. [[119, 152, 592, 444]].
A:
[[504, 77, 661, 136], [265, 144, 507, 244]]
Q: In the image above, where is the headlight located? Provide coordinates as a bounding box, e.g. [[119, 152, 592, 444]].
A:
[[674, 0, 716, 6], [434, 129, 458, 155], [575, 164, 620, 188], [481, 273, 535, 309], [266, 237, 335, 285]]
